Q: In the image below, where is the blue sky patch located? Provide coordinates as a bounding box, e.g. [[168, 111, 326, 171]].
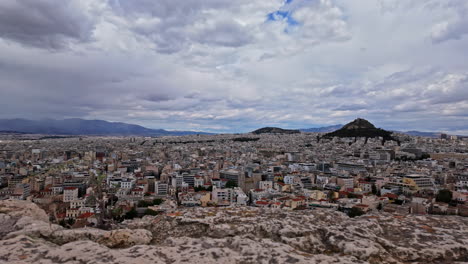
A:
[[266, 10, 299, 27], [266, 0, 301, 30]]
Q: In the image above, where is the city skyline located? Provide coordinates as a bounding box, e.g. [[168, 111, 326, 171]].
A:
[[0, 117, 464, 136], [1, 0, 468, 133]]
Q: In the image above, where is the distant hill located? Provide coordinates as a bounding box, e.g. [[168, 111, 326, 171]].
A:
[[252, 127, 301, 134], [0, 118, 212, 136], [398, 131, 467, 138], [399, 131, 440, 138], [324, 118, 394, 141], [300, 124, 343, 133]]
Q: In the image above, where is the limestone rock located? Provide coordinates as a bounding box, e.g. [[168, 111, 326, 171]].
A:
[[96, 229, 153, 248], [0, 200, 49, 222], [0, 200, 152, 249], [1, 201, 467, 263]]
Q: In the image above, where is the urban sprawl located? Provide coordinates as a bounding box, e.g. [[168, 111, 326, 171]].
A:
[[1, 127, 467, 229]]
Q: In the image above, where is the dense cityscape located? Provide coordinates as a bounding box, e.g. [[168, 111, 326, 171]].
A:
[[1, 119, 467, 230]]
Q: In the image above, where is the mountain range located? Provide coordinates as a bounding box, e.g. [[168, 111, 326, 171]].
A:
[[0, 118, 211, 136], [0, 118, 451, 138], [300, 124, 344, 133], [395, 130, 441, 138]]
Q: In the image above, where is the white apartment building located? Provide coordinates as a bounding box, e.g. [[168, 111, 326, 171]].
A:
[[155, 181, 168, 195], [63, 187, 79, 202], [259, 181, 273, 190]]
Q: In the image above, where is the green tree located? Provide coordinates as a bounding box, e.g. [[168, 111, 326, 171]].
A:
[[225, 180, 237, 189], [420, 153, 431, 159], [377, 203, 383, 211], [347, 207, 365, 218], [124, 207, 138, 219], [371, 184, 377, 195], [138, 198, 164, 207], [59, 218, 75, 228], [111, 207, 123, 222], [436, 189, 453, 203], [137, 200, 152, 207], [152, 198, 164, 205], [144, 209, 159, 216]]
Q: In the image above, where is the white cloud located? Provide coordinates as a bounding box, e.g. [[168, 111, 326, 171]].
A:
[[0, 0, 468, 133]]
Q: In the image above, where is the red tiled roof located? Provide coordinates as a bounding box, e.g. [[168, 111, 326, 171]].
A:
[[78, 212, 95, 219], [355, 204, 369, 208], [383, 193, 398, 199], [57, 213, 66, 218]]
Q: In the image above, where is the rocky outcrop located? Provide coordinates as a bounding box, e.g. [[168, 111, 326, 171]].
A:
[[0, 200, 152, 249], [122, 207, 468, 263], [324, 118, 395, 141], [0, 200, 49, 222], [1, 200, 468, 263]]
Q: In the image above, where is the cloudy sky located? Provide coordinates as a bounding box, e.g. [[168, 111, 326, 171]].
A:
[[1, 0, 468, 133]]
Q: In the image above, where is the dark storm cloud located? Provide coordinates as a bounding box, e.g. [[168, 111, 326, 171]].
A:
[[0, 0, 97, 49]]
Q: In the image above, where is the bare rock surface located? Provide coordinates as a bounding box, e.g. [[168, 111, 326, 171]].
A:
[[1, 200, 468, 263], [0, 200, 49, 222], [0, 201, 152, 250]]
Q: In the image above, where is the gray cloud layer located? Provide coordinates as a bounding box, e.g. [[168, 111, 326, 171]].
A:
[[0, 0, 468, 133], [0, 0, 99, 49]]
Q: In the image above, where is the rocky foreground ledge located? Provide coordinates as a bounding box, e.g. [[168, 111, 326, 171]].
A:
[[1, 200, 467, 264]]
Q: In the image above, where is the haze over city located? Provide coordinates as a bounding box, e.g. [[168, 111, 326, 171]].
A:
[[1, 0, 468, 133]]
